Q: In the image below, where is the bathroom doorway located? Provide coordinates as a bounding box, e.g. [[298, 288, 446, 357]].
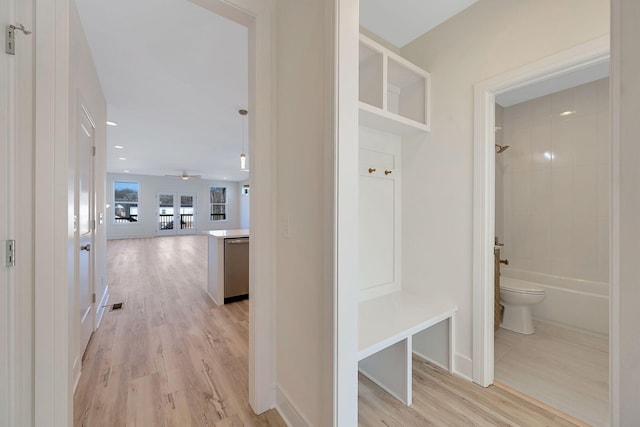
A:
[[472, 36, 611, 427], [493, 76, 610, 426]]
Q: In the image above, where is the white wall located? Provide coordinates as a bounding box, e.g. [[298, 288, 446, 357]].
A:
[[106, 173, 240, 239], [500, 79, 609, 283], [239, 179, 250, 229], [276, 0, 329, 424], [69, 0, 107, 388], [611, 0, 640, 423], [399, 0, 609, 378]]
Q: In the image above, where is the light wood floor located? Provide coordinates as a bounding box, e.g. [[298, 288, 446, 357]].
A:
[[76, 235, 585, 427], [359, 356, 583, 427], [495, 321, 609, 426], [74, 235, 285, 427]]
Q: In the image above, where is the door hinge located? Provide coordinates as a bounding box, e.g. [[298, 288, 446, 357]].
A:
[[92, 146, 96, 156], [5, 240, 15, 267], [91, 219, 96, 230], [5, 26, 15, 55], [5, 24, 31, 55], [92, 293, 96, 304]]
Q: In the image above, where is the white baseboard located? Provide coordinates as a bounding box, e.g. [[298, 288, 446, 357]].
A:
[[72, 354, 81, 393], [453, 353, 473, 381], [95, 285, 110, 328], [205, 290, 222, 306], [412, 350, 450, 372], [276, 385, 311, 427]]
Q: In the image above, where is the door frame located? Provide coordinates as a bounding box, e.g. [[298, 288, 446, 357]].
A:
[[3, 0, 35, 424], [334, 0, 360, 424], [33, 0, 277, 425], [471, 35, 610, 387]]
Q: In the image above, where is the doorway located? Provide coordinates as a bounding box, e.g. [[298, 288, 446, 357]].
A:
[[472, 35, 610, 424], [493, 77, 609, 425], [156, 193, 197, 235], [32, 0, 276, 422]]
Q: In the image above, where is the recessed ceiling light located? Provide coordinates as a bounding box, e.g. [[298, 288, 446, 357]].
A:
[[106, 121, 118, 126], [114, 145, 124, 149], [559, 110, 576, 117], [123, 170, 130, 173], [118, 157, 127, 160], [223, 177, 228, 180]]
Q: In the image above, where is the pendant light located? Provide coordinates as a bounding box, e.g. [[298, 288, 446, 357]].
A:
[[239, 109, 248, 170]]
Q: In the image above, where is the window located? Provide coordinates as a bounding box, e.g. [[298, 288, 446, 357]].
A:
[[210, 187, 227, 221], [114, 181, 139, 223]]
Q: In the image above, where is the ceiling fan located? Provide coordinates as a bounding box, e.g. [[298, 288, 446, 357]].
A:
[[165, 171, 202, 180]]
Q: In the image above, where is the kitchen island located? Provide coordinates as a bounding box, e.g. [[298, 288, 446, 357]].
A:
[[205, 229, 250, 304]]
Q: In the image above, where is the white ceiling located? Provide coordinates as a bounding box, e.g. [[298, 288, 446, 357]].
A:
[[359, 0, 480, 48], [359, 0, 609, 109], [76, 0, 479, 182], [76, 0, 249, 181], [77, 0, 602, 182]]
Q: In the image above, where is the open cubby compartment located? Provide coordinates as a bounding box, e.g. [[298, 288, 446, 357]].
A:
[[387, 56, 429, 126], [358, 34, 431, 134], [359, 40, 384, 109]]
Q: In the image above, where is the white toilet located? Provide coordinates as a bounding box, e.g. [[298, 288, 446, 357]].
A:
[[500, 277, 545, 335]]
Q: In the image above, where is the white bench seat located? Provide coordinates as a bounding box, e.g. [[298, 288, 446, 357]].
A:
[[358, 290, 457, 405]]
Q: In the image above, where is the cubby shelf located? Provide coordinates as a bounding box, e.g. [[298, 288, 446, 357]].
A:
[[359, 102, 429, 135], [359, 34, 431, 135], [356, 33, 446, 410]]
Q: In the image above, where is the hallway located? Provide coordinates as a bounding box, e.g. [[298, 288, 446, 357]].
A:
[[74, 235, 586, 426], [73, 235, 285, 426]]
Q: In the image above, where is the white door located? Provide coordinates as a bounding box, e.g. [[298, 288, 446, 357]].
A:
[[77, 104, 95, 357], [157, 193, 196, 235], [157, 193, 175, 234], [2, 2, 34, 423], [178, 194, 196, 233]]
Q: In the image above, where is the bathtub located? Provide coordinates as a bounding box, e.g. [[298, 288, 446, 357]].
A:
[[500, 269, 609, 336]]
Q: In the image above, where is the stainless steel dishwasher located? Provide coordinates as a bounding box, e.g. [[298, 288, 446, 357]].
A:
[[224, 237, 249, 303]]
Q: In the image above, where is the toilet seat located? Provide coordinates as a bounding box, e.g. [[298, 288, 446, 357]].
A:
[[500, 279, 544, 295]]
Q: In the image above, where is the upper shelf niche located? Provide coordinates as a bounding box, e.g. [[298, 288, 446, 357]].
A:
[[359, 34, 431, 135]]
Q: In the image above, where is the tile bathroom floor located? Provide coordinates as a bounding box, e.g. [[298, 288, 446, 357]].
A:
[[495, 321, 609, 427]]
